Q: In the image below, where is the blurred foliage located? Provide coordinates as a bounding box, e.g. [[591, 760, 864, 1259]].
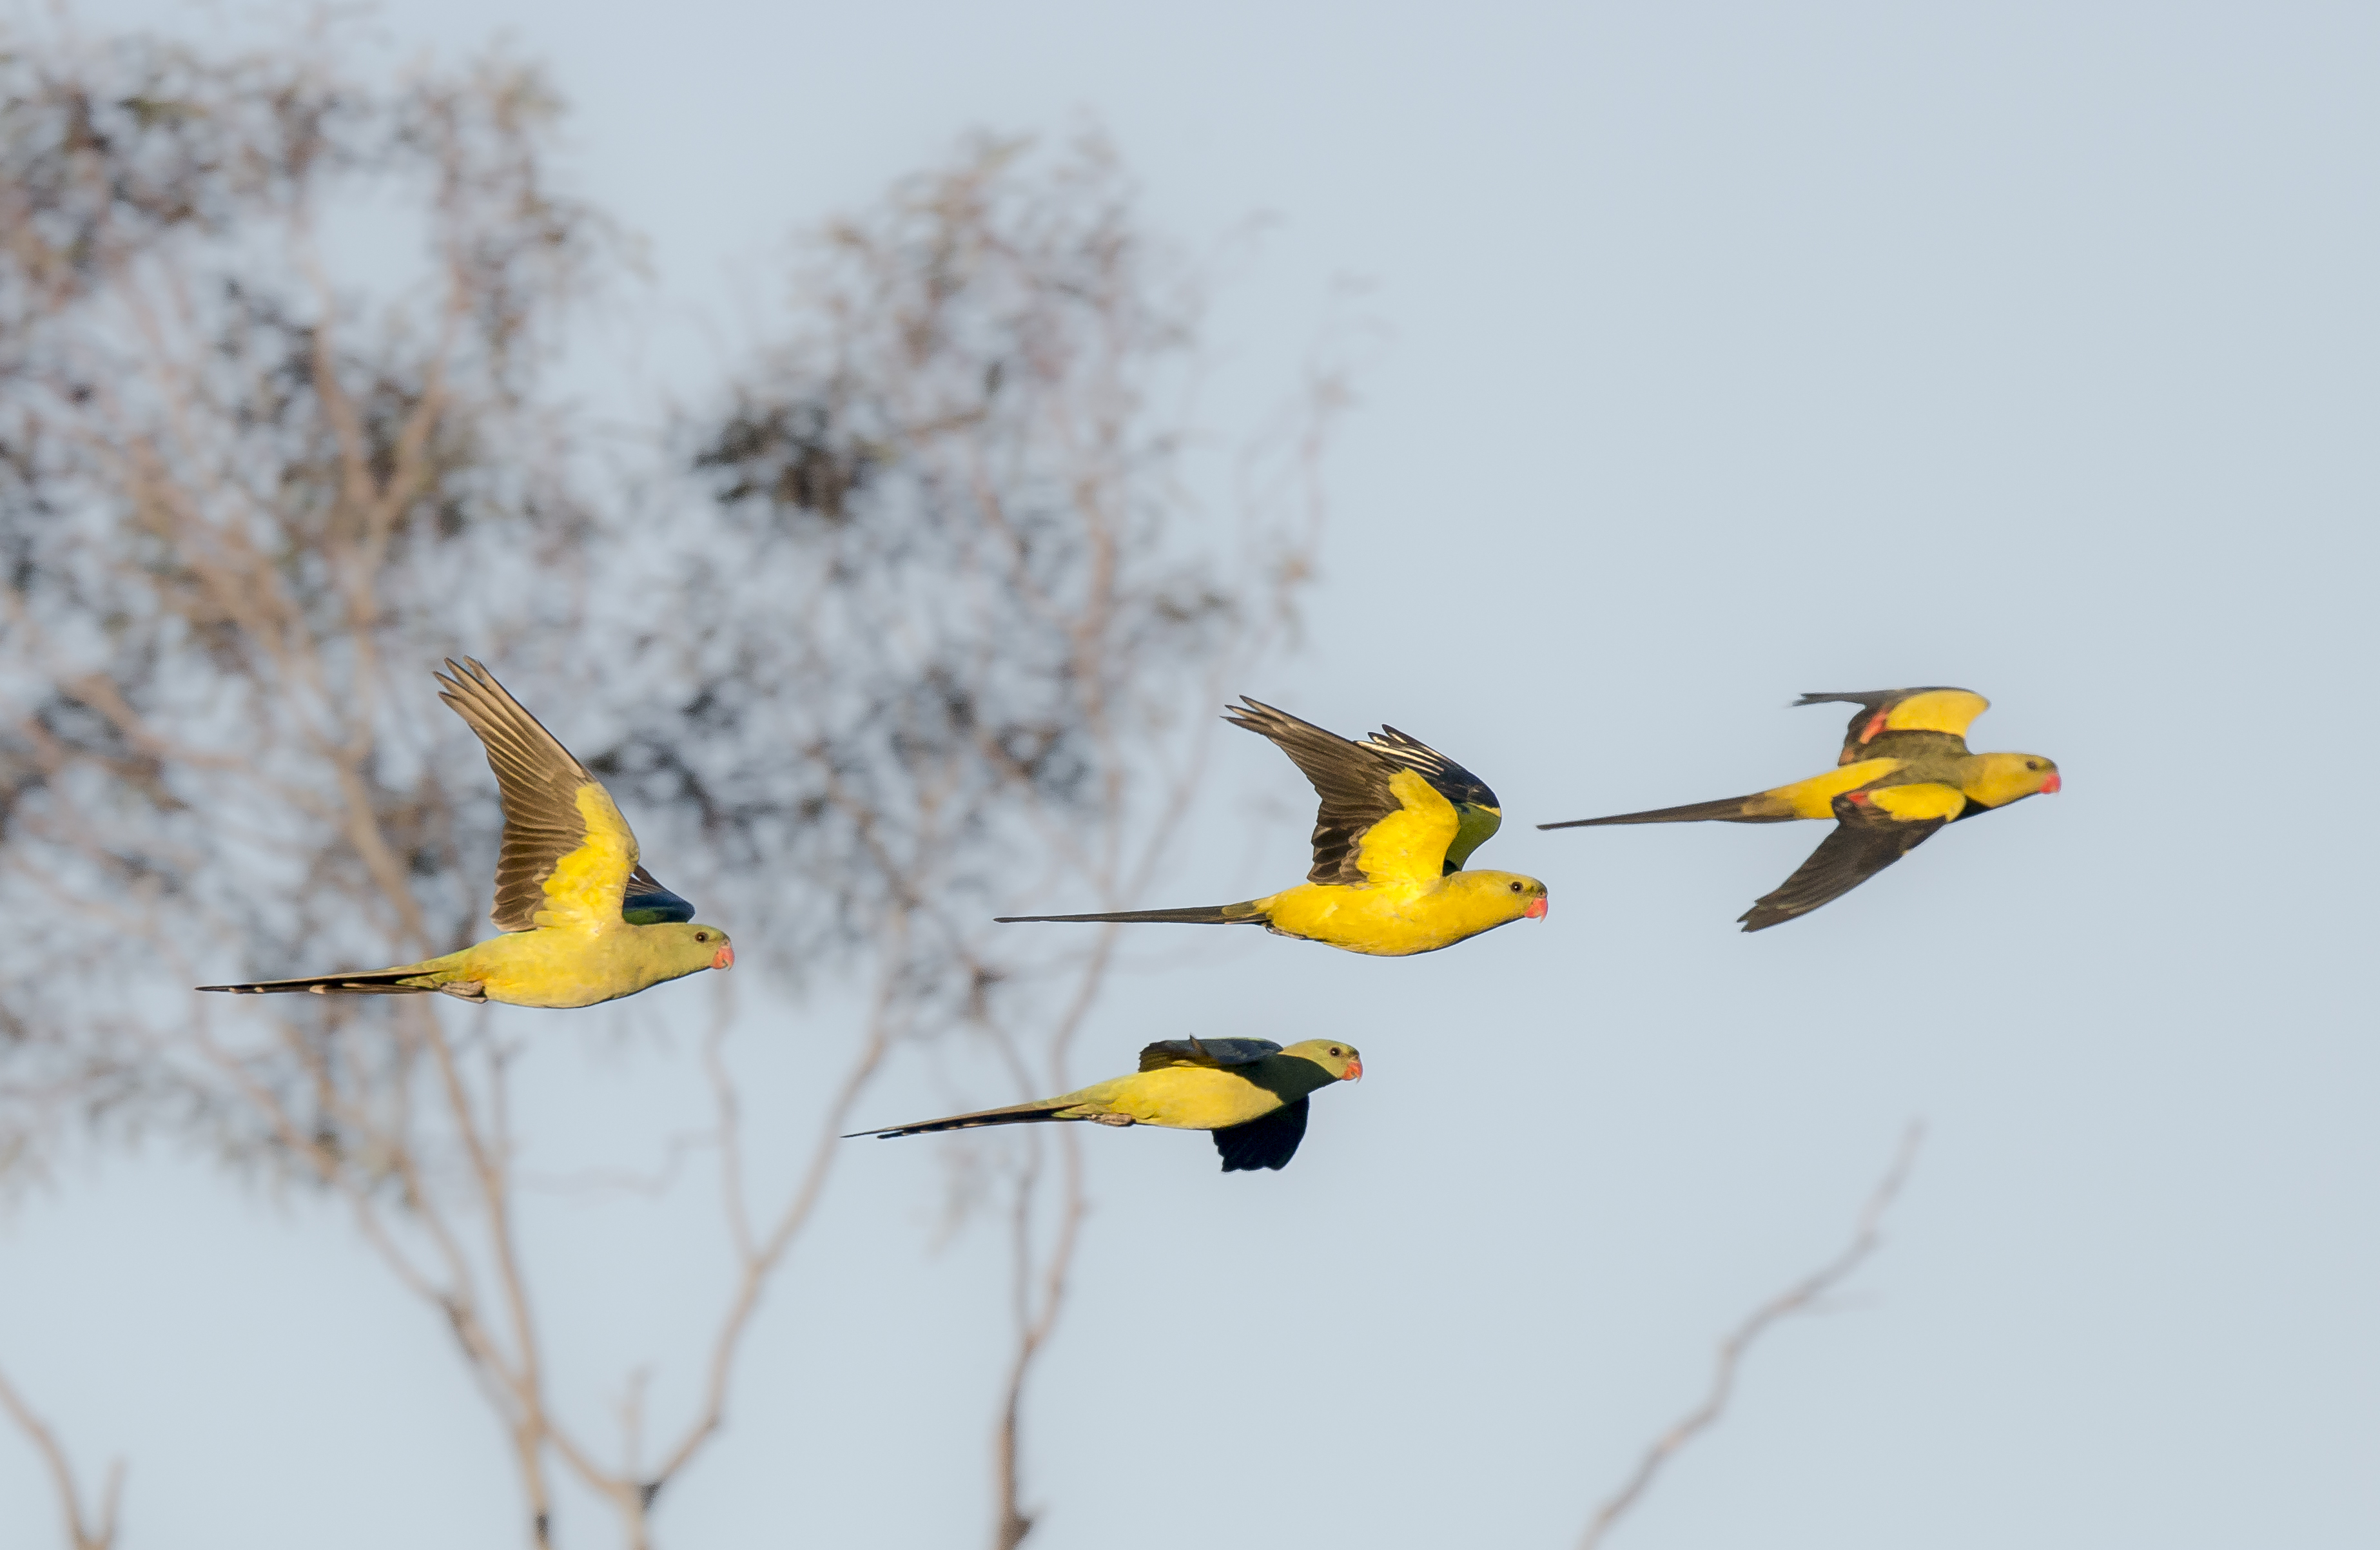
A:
[[0, 30, 603, 1178], [0, 21, 1332, 1547]]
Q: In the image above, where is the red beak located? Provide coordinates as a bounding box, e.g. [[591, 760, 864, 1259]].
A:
[[2041, 772, 2062, 794], [712, 943, 735, 971], [1524, 896, 1548, 920], [1344, 1058, 1363, 1082]]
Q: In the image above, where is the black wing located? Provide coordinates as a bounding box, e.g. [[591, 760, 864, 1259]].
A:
[[1738, 794, 1945, 931], [1212, 1098, 1309, 1172], [1138, 1036, 1282, 1072]]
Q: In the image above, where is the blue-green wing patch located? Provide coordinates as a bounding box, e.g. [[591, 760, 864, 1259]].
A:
[[622, 864, 696, 925]]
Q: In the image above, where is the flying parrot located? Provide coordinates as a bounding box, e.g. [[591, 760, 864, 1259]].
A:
[[997, 697, 1548, 956], [200, 659, 733, 1007], [850, 1036, 1363, 1172], [1540, 688, 2060, 930]]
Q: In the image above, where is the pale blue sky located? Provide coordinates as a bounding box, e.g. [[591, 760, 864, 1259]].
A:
[[3, 2, 2375, 1547]]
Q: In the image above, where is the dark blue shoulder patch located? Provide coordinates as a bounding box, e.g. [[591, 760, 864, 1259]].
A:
[[622, 880, 696, 925]]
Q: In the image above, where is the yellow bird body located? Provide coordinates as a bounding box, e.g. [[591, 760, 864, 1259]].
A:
[[853, 1037, 1364, 1172], [1542, 687, 2060, 929], [201, 661, 732, 1009], [1251, 869, 1545, 956], [999, 703, 1548, 957], [1053, 1061, 1323, 1130], [339, 924, 721, 1010], [1744, 752, 2042, 824], [1743, 758, 1908, 818]]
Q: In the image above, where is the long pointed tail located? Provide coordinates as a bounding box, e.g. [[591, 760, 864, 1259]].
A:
[[847, 1103, 1080, 1140], [198, 969, 436, 996], [994, 901, 1265, 926], [1539, 795, 1793, 829]]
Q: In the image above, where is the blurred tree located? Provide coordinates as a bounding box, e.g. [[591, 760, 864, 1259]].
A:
[[0, 26, 616, 1545], [0, 21, 1340, 1550], [653, 132, 1341, 1548]]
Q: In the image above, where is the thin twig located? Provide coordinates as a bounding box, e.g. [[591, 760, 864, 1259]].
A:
[[1579, 1123, 1925, 1550], [0, 1362, 122, 1550]]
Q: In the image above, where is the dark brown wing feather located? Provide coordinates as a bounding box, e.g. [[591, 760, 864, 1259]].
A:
[[437, 658, 619, 933], [1225, 698, 1411, 886], [1363, 725, 1499, 810], [1138, 1036, 1282, 1072], [1212, 1098, 1309, 1172], [1738, 795, 1944, 931]]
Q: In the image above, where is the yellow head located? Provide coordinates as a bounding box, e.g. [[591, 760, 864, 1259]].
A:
[[1964, 752, 2062, 809], [1442, 869, 1550, 926], [1280, 1039, 1364, 1083], [641, 922, 736, 982]]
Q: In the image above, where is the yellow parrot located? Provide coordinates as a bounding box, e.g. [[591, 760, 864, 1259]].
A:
[[200, 659, 733, 1007], [1541, 687, 2060, 930], [997, 697, 1548, 956], [850, 1036, 1363, 1172]]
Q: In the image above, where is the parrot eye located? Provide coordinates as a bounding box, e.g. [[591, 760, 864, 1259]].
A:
[[694, 931, 711, 942], [2025, 760, 2041, 770], [1508, 880, 1523, 892], [1329, 1047, 1343, 1057]]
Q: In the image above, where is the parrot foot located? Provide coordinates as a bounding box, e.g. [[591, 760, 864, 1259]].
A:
[[1091, 1113, 1135, 1127], [436, 981, 489, 1003]]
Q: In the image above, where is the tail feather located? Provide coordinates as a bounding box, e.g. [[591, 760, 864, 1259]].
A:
[[1539, 795, 1792, 829], [847, 1103, 1078, 1139], [198, 969, 435, 996], [994, 902, 1263, 926]]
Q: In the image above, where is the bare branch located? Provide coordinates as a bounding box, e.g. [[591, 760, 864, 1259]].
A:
[[0, 1362, 122, 1550], [2, 43, 1335, 1548], [1579, 1123, 1926, 1550]]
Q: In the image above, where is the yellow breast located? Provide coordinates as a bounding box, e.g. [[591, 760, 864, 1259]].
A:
[[1257, 873, 1533, 956], [1106, 1067, 1285, 1130], [452, 926, 683, 1009]]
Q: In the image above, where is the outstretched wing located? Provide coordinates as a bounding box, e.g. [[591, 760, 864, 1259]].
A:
[[1138, 1036, 1283, 1072], [436, 659, 658, 934], [1738, 793, 1946, 931], [1212, 1098, 1310, 1172], [1795, 688, 1989, 762], [1363, 725, 1503, 871], [1362, 726, 1499, 810], [1226, 698, 1461, 886]]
